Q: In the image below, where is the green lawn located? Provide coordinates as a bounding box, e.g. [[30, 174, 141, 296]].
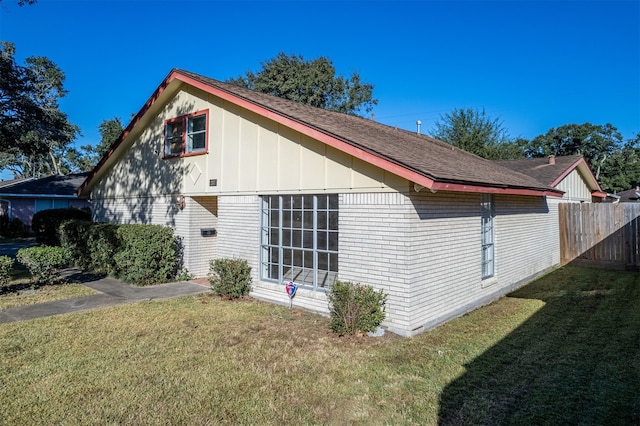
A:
[[0, 266, 638, 425]]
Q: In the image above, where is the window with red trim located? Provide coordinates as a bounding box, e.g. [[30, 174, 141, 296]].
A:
[[164, 110, 208, 157]]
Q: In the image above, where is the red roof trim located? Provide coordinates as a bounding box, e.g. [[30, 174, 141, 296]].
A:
[[78, 72, 176, 196], [173, 72, 559, 198], [591, 191, 607, 199], [430, 181, 564, 198]]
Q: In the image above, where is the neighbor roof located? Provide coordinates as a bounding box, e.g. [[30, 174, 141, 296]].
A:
[[496, 155, 605, 198], [617, 187, 640, 202], [0, 173, 90, 198], [80, 69, 565, 198], [0, 177, 31, 189]]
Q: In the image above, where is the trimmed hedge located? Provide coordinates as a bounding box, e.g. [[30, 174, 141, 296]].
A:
[[87, 223, 120, 276], [16, 245, 71, 285], [59, 221, 179, 286], [113, 224, 177, 285], [59, 219, 92, 269], [32, 208, 91, 246]]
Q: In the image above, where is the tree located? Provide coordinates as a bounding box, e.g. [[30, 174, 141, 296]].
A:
[[71, 117, 124, 171], [431, 108, 523, 160], [227, 53, 378, 116], [598, 134, 640, 192], [525, 123, 623, 180], [0, 42, 78, 177]]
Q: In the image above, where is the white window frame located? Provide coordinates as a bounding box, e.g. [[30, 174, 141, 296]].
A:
[[481, 194, 495, 280], [260, 194, 338, 291]]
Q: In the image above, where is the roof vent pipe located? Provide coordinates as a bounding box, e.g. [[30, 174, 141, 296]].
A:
[[548, 155, 556, 165], [416, 120, 422, 135]]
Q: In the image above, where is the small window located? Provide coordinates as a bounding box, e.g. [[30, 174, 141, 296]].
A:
[[164, 110, 208, 157]]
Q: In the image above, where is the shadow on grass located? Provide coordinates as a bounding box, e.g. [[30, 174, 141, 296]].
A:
[[438, 266, 640, 425]]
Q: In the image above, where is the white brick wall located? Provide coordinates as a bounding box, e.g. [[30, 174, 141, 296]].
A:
[[399, 191, 560, 335], [181, 196, 218, 277], [339, 192, 413, 331], [94, 190, 561, 336], [338, 191, 561, 336]]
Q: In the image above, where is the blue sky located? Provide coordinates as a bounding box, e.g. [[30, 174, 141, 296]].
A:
[[1, 0, 638, 176]]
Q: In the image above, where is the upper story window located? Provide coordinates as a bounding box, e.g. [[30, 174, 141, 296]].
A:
[[164, 110, 208, 158]]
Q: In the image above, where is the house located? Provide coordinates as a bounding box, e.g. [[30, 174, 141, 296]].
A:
[[79, 69, 602, 336], [496, 155, 606, 203], [0, 173, 91, 229]]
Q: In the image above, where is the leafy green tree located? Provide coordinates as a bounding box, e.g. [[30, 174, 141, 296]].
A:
[[525, 123, 623, 180], [598, 134, 640, 192], [431, 108, 523, 160], [0, 42, 78, 177], [228, 52, 378, 116], [72, 117, 124, 171]]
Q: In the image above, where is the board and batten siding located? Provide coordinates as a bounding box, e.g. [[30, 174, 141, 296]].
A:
[[555, 169, 593, 202], [92, 85, 410, 201]]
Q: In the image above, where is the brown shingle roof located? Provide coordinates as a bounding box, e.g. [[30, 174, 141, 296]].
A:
[[81, 69, 564, 197], [177, 70, 556, 192], [495, 155, 584, 187], [617, 187, 640, 202]]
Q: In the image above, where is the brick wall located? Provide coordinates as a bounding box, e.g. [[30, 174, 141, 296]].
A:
[[93, 191, 561, 336]]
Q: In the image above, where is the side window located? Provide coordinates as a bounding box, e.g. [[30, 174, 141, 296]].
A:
[[164, 110, 208, 158], [481, 194, 495, 279]]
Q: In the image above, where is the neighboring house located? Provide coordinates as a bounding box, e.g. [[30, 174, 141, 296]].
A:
[[616, 187, 640, 203], [79, 69, 601, 336], [496, 155, 606, 203], [0, 173, 91, 229]]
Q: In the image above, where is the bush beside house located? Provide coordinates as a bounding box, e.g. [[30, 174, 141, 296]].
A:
[[59, 221, 179, 286], [208, 258, 252, 299], [328, 281, 387, 336]]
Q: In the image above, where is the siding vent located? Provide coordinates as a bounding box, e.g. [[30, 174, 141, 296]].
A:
[[209, 179, 217, 187]]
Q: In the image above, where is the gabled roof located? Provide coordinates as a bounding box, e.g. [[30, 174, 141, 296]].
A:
[[496, 155, 606, 198], [80, 69, 564, 198], [0, 173, 89, 198]]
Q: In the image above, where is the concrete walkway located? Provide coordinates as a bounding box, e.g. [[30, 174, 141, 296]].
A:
[[0, 269, 211, 324]]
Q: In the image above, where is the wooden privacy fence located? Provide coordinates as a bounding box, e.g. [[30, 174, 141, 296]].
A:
[[559, 203, 640, 270]]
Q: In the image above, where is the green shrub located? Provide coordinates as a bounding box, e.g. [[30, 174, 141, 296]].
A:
[[59, 219, 93, 269], [16, 246, 72, 285], [327, 281, 387, 335], [208, 258, 252, 299], [113, 224, 177, 285], [32, 208, 92, 246], [0, 255, 13, 291], [87, 223, 120, 275]]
